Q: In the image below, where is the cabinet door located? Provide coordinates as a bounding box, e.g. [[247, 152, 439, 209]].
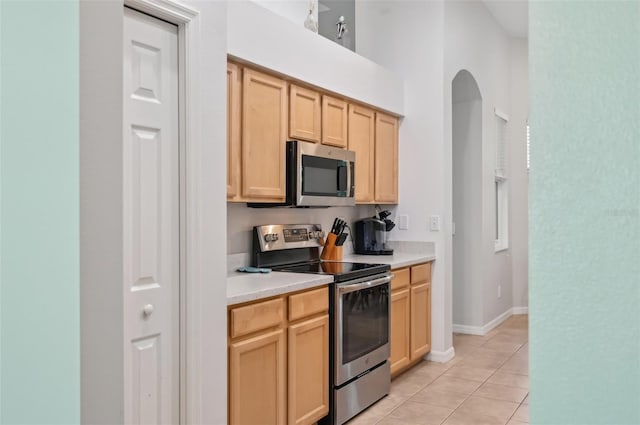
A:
[[348, 104, 375, 203], [374, 112, 398, 203], [410, 282, 431, 360], [227, 62, 242, 200], [229, 329, 286, 425], [288, 315, 329, 425], [242, 68, 287, 201], [322, 95, 348, 148], [290, 84, 321, 143], [390, 288, 411, 376]]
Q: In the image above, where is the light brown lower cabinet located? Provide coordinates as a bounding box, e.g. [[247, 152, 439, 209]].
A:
[[229, 329, 287, 425], [288, 315, 329, 425], [389, 288, 411, 374], [410, 282, 431, 359], [389, 262, 432, 377], [228, 286, 329, 425]]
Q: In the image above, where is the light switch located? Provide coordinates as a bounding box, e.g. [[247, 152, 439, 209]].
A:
[[399, 214, 409, 230], [430, 215, 441, 231]]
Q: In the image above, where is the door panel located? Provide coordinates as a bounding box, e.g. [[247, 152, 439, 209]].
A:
[[410, 283, 431, 360], [390, 289, 410, 375], [348, 104, 375, 203], [229, 329, 287, 425], [374, 113, 398, 203], [321, 95, 348, 148], [242, 68, 287, 200], [288, 315, 329, 425], [123, 8, 179, 424]]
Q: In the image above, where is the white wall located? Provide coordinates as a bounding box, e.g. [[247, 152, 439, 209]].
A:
[[252, 0, 317, 27], [228, 1, 404, 115], [356, 0, 528, 342], [452, 72, 483, 327], [509, 38, 529, 310], [356, 1, 452, 356], [444, 0, 520, 327]]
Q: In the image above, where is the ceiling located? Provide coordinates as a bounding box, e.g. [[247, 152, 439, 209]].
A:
[[482, 0, 529, 39]]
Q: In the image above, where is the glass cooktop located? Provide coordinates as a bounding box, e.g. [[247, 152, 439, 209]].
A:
[[273, 261, 390, 283]]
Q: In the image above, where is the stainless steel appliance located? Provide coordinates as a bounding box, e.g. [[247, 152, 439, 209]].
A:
[[249, 140, 356, 208], [252, 224, 391, 425]]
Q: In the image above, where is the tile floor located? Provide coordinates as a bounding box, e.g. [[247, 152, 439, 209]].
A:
[[346, 314, 529, 425]]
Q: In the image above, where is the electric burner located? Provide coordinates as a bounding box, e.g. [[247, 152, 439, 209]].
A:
[[272, 260, 389, 283]]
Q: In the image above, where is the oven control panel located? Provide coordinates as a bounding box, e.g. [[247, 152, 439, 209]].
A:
[[255, 224, 324, 252], [283, 228, 307, 242]]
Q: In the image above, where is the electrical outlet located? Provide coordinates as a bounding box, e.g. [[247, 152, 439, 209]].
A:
[[399, 214, 409, 230], [498, 284, 502, 299], [430, 215, 441, 231]]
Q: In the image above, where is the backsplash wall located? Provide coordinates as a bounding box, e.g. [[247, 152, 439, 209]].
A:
[[227, 203, 377, 254]]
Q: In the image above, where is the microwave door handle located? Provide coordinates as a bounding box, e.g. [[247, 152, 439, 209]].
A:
[[337, 161, 348, 195], [348, 161, 354, 197], [336, 161, 352, 196], [338, 275, 392, 294]]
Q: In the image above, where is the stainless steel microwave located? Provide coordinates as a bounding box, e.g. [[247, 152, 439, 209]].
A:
[[249, 140, 356, 207]]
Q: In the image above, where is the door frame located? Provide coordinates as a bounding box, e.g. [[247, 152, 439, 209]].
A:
[[80, 1, 226, 424], [123, 1, 207, 423]]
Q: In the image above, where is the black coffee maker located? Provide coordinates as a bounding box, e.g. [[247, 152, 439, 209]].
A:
[[353, 210, 395, 255]]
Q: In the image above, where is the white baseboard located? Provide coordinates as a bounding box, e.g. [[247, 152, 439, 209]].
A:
[[451, 324, 485, 335], [453, 308, 515, 336], [512, 306, 528, 315], [425, 347, 455, 363]]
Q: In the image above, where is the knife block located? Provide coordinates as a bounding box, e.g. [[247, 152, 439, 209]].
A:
[[320, 234, 343, 261]]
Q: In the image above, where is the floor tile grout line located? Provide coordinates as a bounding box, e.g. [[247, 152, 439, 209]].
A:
[[371, 316, 528, 425]]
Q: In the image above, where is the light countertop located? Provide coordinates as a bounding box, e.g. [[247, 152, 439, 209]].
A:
[[227, 271, 333, 305], [344, 251, 435, 270], [227, 241, 435, 305]]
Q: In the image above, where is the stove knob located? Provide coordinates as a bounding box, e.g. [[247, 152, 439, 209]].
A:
[[264, 233, 279, 243]]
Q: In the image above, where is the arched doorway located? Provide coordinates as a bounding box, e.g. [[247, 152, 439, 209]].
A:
[[452, 70, 483, 330]]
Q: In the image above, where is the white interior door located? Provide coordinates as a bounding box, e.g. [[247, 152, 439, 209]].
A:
[[123, 7, 179, 424]]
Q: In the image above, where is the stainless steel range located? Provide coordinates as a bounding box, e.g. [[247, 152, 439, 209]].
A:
[[252, 224, 391, 425]]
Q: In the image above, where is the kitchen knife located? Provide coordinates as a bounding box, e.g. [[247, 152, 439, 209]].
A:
[[331, 218, 339, 234], [336, 232, 348, 246]]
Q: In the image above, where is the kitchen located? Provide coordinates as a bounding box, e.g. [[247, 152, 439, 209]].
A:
[[224, 1, 526, 424], [226, 49, 438, 422]]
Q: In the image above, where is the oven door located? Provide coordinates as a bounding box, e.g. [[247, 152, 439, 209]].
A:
[[335, 274, 391, 386], [294, 140, 355, 207]]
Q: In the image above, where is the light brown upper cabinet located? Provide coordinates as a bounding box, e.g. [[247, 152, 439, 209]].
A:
[[322, 95, 348, 148], [227, 62, 242, 200], [289, 84, 321, 143], [374, 112, 399, 204], [348, 104, 375, 203], [242, 68, 288, 201]]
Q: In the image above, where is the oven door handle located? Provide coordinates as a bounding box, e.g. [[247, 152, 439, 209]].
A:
[[337, 274, 392, 294]]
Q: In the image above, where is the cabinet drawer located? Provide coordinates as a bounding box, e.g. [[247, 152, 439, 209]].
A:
[[289, 287, 329, 322], [391, 268, 410, 291], [230, 298, 285, 338], [411, 263, 431, 285]]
